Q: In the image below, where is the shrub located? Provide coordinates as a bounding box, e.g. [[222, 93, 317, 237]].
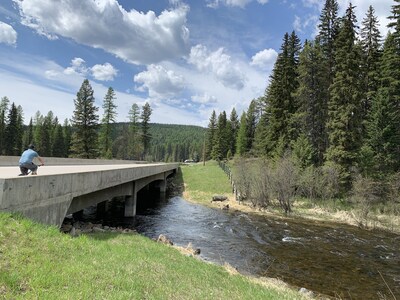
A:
[[351, 175, 381, 228], [269, 154, 299, 213]]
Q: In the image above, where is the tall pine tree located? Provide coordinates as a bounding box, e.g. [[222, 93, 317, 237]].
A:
[[141, 102, 152, 159], [4, 103, 21, 155], [366, 29, 400, 174], [295, 40, 329, 165], [326, 3, 363, 184], [99, 87, 117, 159], [263, 31, 301, 155], [0, 97, 9, 155], [236, 112, 248, 156], [360, 5, 382, 121], [206, 110, 217, 159], [227, 108, 239, 157], [70, 79, 99, 159], [127, 103, 142, 160]]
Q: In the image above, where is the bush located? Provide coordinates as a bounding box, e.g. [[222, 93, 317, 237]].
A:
[[351, 175, 381, 228], [233, 158, 253, 202], [270, 154, 299, 213], [251, 160, 272, 208]]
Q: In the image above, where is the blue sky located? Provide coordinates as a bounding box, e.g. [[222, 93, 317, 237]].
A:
[[0, 0, 394, 126]]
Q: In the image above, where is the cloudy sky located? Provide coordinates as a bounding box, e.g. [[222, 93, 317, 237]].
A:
[[0, 0, 394, 126]]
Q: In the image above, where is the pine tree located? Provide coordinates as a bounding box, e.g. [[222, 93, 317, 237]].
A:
[[206, 110, 217, 159], [316, 0, 339, 148], [254, 111, 269, 155], [360, 5, 382, 121], [228, 108, 239, 156], [211, 111, 228, 160], [326, 3, 363, 183], [317, 0, 339, 84], [70, 79, 99, 159], [38, 111, 54, 157], [52, 124, 66, 157], [99, 87, 117, 159], [62, 119, 72, 157], [4, 103, 20, 155], [236, 112, 248, 156], [295, 40, 329, 165], [366, 31, 400, 174], [388, 0, 400, 45], [127, 103, 141, 160], [246, 100, 258, 153], [141, 102, 152, 159], [0, 96, 9, 155], [263, 31, 301, 154], [15, 105, 24, 155]]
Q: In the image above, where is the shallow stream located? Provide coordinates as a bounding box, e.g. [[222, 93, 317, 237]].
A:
[[79, 195, 400, 299]]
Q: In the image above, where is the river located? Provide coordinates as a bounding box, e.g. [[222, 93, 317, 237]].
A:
[[81, 195, 400, 299]]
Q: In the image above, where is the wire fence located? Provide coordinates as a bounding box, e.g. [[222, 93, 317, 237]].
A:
[[217, 160, 240, 202]]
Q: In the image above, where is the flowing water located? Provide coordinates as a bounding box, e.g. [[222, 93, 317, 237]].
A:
[[80, 195, 400, 299]]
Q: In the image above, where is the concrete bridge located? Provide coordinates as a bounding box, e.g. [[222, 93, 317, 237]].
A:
[[0, 157, 179, 227]]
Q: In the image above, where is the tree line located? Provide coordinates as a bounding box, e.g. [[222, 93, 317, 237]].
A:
[[206, 0, 400, 198], [0, 79, 204, 162]]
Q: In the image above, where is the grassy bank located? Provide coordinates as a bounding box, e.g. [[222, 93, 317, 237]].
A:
[[179, 161, 233, 206], [0, 213, 306, 299], [180, 160, 400, 234]]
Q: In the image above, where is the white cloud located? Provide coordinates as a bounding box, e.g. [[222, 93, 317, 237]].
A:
[[302, 0, 323, 10], [188, 44, 246, 90], [62, 58, 117, 81], [134, 64, 185, 99], [191, 93, 218, 104], [250, 48, 278, 70], [206, 0, 268, 8], [64, 57, 88, 76], [91, 63, 118, 81], [0, 21, 17, 46], [293, 14, 319, 34], [13, 0, 190, 65]]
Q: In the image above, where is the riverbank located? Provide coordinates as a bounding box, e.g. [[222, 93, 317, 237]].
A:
[[0, 212, 309, 299], [179, 161, 400, 234]]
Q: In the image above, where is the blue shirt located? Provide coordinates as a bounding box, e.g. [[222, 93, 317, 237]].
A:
[[19, 149, 39, 164]]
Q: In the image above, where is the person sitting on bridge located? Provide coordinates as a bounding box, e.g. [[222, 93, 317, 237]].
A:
[[19, 144, 45, 176]]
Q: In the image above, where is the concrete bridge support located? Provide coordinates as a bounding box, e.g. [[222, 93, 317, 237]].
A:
[[123, 171, 172, 217], [124, 182, 137, 217]]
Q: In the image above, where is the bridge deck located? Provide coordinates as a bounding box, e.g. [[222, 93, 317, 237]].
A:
[[0, 163, 161, 178]]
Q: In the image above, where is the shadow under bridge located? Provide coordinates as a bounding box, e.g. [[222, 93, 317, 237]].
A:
[[67, 170, 175, 220]]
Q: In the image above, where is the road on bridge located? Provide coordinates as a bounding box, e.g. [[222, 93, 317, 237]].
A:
[[0, 163, 162, 178]]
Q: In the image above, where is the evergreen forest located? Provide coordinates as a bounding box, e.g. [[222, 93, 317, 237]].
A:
[[205, 0, 400, 214]]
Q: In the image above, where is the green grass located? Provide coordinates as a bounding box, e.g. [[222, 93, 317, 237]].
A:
[[179, 161, 233, 205], [0, 213, 305, 299]]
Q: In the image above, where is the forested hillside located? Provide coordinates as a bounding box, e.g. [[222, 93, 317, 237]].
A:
[[112, 123, 205, 162]]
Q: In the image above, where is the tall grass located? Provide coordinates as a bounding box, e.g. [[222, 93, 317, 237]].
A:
[[0, 213, 305, 299]]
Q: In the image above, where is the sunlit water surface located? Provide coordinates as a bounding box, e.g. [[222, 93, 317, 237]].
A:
[[80, 195, 400, 299]]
